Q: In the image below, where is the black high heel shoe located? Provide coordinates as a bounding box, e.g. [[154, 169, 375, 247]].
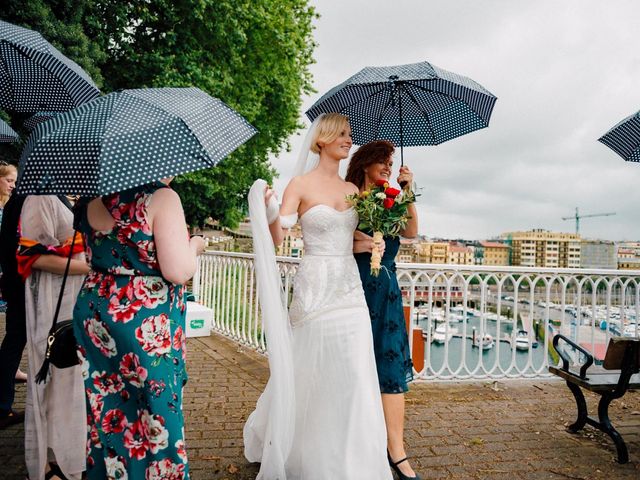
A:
[[44, 462, 70, 480], [387, 451, 422, 480]]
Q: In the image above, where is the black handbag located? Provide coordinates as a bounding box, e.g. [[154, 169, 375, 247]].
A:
[[35, 199, 82, 383], [44, 320, 78, 369]]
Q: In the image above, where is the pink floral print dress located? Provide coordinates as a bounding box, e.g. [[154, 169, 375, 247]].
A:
[[73, 182, 189, 479]]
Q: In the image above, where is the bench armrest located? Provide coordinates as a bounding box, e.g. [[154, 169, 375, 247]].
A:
[[553, 334, 594, 379]]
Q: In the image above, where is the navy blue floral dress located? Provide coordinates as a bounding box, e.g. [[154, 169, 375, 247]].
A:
[[73, 182, 189, 479], [355, 234, 414, 393]]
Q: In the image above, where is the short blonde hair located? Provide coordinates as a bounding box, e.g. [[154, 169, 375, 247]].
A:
[[310, 113, 350, 154]]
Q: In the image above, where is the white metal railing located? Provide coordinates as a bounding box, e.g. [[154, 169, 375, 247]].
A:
[[192, 251, 640, 381]]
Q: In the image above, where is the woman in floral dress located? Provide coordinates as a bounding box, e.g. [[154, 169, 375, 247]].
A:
[[73, 180, 205, 479]]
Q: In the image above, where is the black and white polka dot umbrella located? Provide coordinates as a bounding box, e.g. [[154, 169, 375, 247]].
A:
[[22, 111, 59, 131], [0, 117, 19, 142], [598, 109, 640, 163], [0, 19, 100, 113], [305, 61, 497, 165], [16, 87, 258, 196]]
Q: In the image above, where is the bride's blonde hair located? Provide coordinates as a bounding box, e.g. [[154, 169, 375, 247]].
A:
[[310, 113, 349, 154]]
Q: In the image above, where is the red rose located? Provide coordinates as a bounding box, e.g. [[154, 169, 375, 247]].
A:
[[383, 197, 395, 209], [375, 179, 389, 187], [385, 187, 401, 198]]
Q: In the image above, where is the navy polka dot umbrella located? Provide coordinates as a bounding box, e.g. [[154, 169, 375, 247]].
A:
[[0, 117, 18, 142], [305, 61, 497, 165], [22, 111, 59, 132], [0, 19, 100, 113], [16, 87, 258, 196], [598, 110, 640, 163]]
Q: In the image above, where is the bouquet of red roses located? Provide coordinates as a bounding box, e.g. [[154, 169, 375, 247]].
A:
[[346, 179, 416, 276]]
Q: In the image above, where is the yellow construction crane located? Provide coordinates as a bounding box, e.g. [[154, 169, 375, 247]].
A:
[[562, 207, 616, 235]]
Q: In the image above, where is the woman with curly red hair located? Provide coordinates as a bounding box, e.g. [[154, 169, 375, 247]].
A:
[[347, 140, 421, 480]]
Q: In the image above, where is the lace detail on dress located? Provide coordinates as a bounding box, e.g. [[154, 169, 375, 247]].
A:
[[289, 205, 366, 326]]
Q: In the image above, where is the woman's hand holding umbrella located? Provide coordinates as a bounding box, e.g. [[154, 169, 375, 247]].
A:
[[397, 165, 414, 192]]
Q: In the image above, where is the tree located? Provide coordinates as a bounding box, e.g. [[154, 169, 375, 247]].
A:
[[2, 0, 317, 227]]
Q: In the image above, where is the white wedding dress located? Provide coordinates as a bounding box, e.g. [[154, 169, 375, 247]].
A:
[[244, 197, 392, 480]]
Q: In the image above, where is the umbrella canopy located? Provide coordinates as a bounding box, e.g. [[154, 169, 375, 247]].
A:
[[0, 117, 19, 142], [305, 61, 497, 163], [16, 87, 257, 196], [598, 110, 640, 163], [0, 19, 100, 112], [22, 111, 59, 131]]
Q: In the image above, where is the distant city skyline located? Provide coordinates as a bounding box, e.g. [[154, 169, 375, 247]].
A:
[[269, 0, 640, 241]]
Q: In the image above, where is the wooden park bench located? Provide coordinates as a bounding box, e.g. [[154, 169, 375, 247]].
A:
[[549, 334, 640, 464]]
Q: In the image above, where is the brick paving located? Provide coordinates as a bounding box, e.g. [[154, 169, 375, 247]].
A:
[[1, 314, 639, 479]]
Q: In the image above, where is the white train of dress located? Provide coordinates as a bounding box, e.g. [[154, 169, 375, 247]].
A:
[[244, 203, 391, 480]]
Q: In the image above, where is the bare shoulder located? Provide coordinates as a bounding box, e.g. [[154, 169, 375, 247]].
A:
[[151, 186, 180, 203], [288, 174, 310, 190], [148, 187, 182, 216], [283, 175, 306, 197], [287, 175, 304, 188]]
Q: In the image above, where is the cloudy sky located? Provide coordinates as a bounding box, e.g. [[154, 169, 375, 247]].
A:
[[269, 0, 640, 241]]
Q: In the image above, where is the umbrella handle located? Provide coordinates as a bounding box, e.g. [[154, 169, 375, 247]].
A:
[[399, 140, 407, 188]]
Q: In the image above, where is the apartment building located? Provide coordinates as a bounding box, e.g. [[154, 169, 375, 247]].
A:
[[478, 241, 510, 266], [416, 241, 449, 264], [503, 229, 581, 268], [580, 239, 616, 269], [396, 239, 418, 263], [617, 241, 640, 270], [447, 243, 474, 265]]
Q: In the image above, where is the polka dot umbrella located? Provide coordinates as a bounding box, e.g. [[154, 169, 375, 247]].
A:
[[0, 19, 100, 113], [305, 61, 497, 166], [0, 117, 19, 143], [22, 111, 59, 132], [598, 109, 640, 163], [16, 87, 258, 196]]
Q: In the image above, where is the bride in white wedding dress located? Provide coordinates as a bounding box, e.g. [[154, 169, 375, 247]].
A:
[[244, 113, 392, 480]]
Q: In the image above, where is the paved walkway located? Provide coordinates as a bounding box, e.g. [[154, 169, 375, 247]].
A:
[[1, 318, 639, 479]]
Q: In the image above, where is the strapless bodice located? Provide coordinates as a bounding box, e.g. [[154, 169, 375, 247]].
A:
[[299, 205, 358, 256]]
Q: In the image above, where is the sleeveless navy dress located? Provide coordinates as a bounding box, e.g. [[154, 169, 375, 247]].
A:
[[354, 234, 414, 393]]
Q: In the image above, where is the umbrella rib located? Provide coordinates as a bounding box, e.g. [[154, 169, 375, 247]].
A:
[[409, 80, 465, 100], [375, 93, 396, 140], [0, 52, 16, 109], [409, 81, 482, 115], [319, 83, 388, 115], [28, 47, 78, 107], [403, 84, 438, 144]]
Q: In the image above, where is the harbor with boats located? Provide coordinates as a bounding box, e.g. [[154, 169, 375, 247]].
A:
[[412, 297, 638, 377], [415, 303, 545, 375]]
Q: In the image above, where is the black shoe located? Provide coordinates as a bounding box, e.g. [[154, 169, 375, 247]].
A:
[[45, 462, 70, 480], [387, 451, 421, 480], [0, 409, 24, 429]]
